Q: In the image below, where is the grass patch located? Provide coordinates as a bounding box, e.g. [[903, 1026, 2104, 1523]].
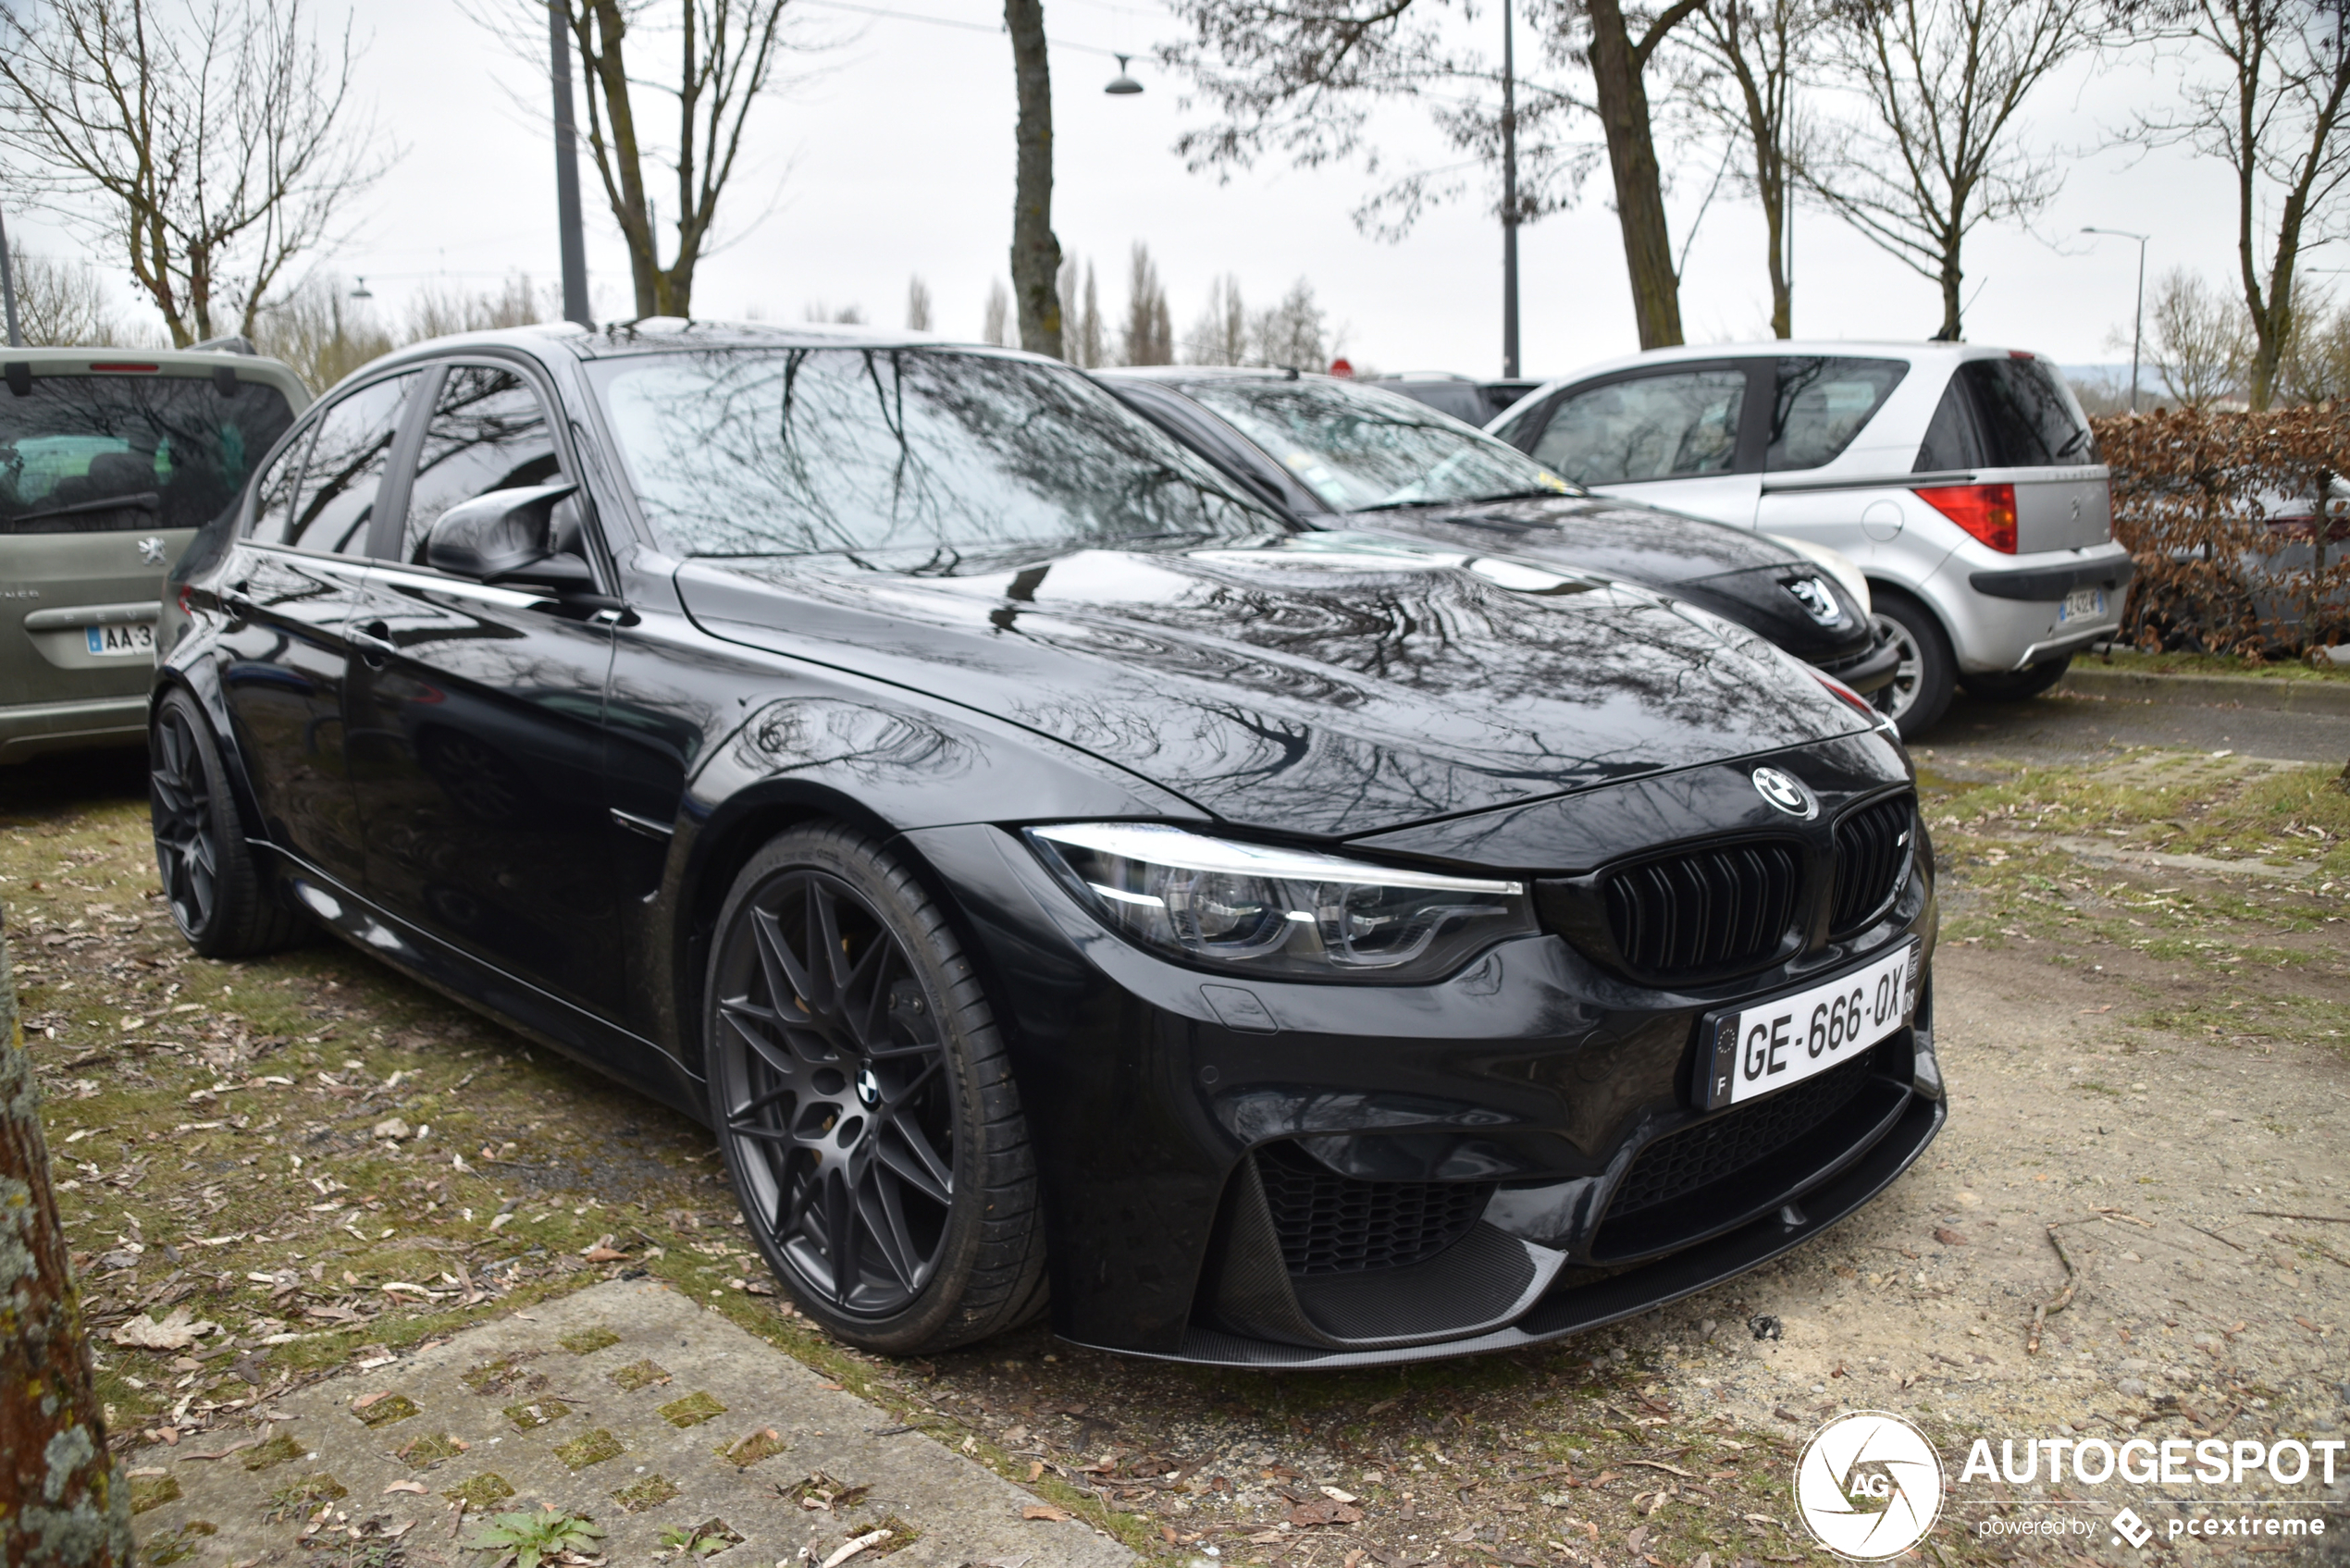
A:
[[612, 1474, 682, 1512], [559, 1326, 620, 1355], [463, 1356, 545, 1396], [241, 1433, 305, 1470], [442, 1473, 515, 1510], [396, 1431, 469, 1467], [352, 1392, 420, 1427], [553, 1428, 625, 1470], [609, 1358, 672, 1391], [657, 1390, 725, 1428], [715, 1426, 785, 1468], [503, 1397, 571, 1430], [130, 1474, 182, 1513], [2086, 646, 2350, 682], [263, 1474, 348, 1522]]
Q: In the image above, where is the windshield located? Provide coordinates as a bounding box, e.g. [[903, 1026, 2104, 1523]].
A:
[[589, 348, 1283, 569], [0, 371, 296, 535], [1179, 377, 1575, 512]]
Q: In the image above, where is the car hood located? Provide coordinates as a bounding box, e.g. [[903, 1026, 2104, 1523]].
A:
[[1342, 492, 1805, 586], [674, 530, 1869, 841]]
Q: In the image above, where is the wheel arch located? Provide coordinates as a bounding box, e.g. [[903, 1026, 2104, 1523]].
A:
[[148, 657, 272, 858]]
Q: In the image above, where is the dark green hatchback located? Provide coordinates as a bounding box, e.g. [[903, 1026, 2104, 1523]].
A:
[[2, 347, 307, 762]]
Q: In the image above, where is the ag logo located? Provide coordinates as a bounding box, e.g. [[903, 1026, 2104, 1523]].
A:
[[1793, 1410, 1943, 1560], [1750, 766, 1818, 820], [137, 536, 167, 564]]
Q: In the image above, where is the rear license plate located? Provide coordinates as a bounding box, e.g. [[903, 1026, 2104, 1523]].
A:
[[84, 623, 155, 657], [1696, 939, 1921, 1110], [2058, 586, 2104, 622]]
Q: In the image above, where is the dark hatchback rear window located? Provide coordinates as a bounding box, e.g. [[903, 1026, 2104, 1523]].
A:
[[0, 372, 296, 535], [1913, 357, 2094, 471]]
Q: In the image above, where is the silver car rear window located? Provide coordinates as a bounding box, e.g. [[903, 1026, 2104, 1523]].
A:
[[1913, 358, 2094, 471], [1, 372, 295, 534]]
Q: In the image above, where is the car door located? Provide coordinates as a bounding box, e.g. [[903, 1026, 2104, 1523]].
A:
[[212, 371, 421, 888], [1511, 363, 1765, 526], [341, 361, 628, 1024]]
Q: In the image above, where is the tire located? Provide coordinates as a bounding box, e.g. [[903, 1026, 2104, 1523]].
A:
[[1959, 652, 2072, 703], [704, 823, 1047, 1355], [148, 687, 306, 957], [1867, 592, 1957, 741]]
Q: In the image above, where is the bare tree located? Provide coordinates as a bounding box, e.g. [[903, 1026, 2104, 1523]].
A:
[[406, 274, 552, 339], [983, 278, 1011, 344], [4, 252, 138, 346], [1806, 0, 2097, 340], [1163, 0, 1704, 349], [1006, 0, 1063, 355], [2141, 266, 2249, 406], [548, 0, 803, 319], [1184, 273, 1249, 363], [1121, 242, 1174, 365], [252, 275, 392, 391], [2127, 0, 2350, 409], [0, 0, 388, 347], [1057, 257, 1105, 365], [1250, 278, 1326, 367], [906, 275, 933, 331], [1684, 0, 1824, 338]]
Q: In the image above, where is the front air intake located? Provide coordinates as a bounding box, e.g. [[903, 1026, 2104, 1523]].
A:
[[1830, 795, 1915, 935], [1253, 1144, 1491, 1277], [1599, 840, 1802, 978]]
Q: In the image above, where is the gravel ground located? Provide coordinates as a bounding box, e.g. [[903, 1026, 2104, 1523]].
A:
[[6, 746, 2347, 1568]]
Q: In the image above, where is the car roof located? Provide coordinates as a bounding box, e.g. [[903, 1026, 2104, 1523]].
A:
[[1, 343, 312, 407], [1552, 340, 2047, 382]]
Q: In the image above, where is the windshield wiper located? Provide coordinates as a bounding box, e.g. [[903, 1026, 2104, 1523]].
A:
[[1351, 487, 1573, 512]]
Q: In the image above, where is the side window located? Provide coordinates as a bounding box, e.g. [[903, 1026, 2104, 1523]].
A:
[[402, 366, 562, 564], [263, 373, 419, 553], [247, 426, 315, 544], [1765, 357, 1908, 472], [1912, 376, 1985, 472], [1529, 370, 1747, 486]]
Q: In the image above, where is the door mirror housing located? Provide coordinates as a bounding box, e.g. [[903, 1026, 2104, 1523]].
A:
[[426, 482, 585, 585]]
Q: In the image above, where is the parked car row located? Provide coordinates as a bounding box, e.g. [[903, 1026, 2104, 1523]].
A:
[[15, 322, 1967, 1369]]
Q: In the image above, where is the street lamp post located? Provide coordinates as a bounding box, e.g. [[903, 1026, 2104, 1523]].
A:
[[2082, 227, 2149, 413], [550, 1, 592, 327], [1501, 0, 1519, 378]]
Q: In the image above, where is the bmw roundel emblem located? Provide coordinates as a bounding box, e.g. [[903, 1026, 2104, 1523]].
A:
[[1751, 766, 1818, 819]]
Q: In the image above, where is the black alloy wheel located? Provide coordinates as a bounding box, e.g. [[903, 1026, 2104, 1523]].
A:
[[148, 687, 305, 957], [706, 825, 1046, 1353]]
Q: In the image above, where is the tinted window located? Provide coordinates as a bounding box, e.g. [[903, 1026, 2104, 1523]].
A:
[[1380, 381, 1488, 425], [1181, 377, 1570, 512], [250, 426, 315, 543], [590, 349, 1278, 564], [1912, 378, 1982, 472], [1532, 370, 1746, 485], [1957, 358, 2094, 467], [0, 371, 295, 535], [261, 373, 418, 553], [1765, 357, 1906, 471], [402, 366, 562, 564]]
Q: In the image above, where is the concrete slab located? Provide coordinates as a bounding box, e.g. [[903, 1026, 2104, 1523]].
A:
[[131, 1280, 1133, 1568]]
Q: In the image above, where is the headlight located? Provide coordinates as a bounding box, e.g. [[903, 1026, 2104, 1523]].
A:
[[1027, 821, 1536, 982]]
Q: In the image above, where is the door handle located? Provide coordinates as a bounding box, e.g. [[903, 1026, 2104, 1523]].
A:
[[350, 620, 396, 667]]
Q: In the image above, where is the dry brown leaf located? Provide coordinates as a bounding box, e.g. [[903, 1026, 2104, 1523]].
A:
[[1020, 1505, 1071, 1523]]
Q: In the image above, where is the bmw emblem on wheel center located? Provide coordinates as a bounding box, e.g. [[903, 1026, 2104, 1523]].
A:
[[1752, 765, 1819, 819]]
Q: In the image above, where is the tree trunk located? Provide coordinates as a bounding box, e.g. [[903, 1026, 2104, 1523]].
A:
[[1584, 0, 1683, 349], [1, 903, 132, 1568], [1005, 0, 1063, 357], [1938, 257, 1963, 341]]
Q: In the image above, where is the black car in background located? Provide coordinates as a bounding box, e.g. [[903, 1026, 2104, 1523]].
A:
[[153, 323, 1940, 1366], [1095, 368, 1900, 697]]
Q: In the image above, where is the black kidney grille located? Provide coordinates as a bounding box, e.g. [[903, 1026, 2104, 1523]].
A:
[[1831, 796, 1915, 934], [1608, 1053, 1875, 1219], [1254, 1144, 1493, 1277], [1601, 841, 1801, 977]]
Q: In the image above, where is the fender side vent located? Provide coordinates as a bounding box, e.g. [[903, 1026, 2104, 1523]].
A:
[[1253, 1144, 1491, 1277]]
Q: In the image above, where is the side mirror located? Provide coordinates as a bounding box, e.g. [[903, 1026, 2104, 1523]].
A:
[[425, 482, 582, 584]]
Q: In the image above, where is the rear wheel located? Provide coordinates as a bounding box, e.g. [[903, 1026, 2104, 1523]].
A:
[[1959, 652, 2072, 702], [148, 688, 305, 957], [1867, 592, 1957, 740], [704, 824, 1046, 1354]]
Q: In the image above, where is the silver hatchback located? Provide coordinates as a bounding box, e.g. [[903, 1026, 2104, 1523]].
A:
[[2, 346, 306, 762], [1489, 342, 2133, 736]]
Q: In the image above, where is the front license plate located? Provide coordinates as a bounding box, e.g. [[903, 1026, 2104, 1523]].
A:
[[84, 623, 155, 657], [1696, 939, 1921, 1110], [2058, 586, 2104, 622]]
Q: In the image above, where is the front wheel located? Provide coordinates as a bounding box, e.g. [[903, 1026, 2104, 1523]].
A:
[[704, 823, 1046, 1354], [148, 687, 305, 957], [1867, 593, 1957, 741]]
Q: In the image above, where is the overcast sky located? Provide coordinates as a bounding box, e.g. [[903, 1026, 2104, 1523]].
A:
[[6, 0, 2285, 381]]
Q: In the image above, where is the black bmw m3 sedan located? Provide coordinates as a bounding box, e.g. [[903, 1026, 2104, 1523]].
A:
[[150, 322, 1942, 1367]]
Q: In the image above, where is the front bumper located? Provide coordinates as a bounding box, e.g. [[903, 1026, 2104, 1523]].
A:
[[898, 737, 1940, 1364]]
